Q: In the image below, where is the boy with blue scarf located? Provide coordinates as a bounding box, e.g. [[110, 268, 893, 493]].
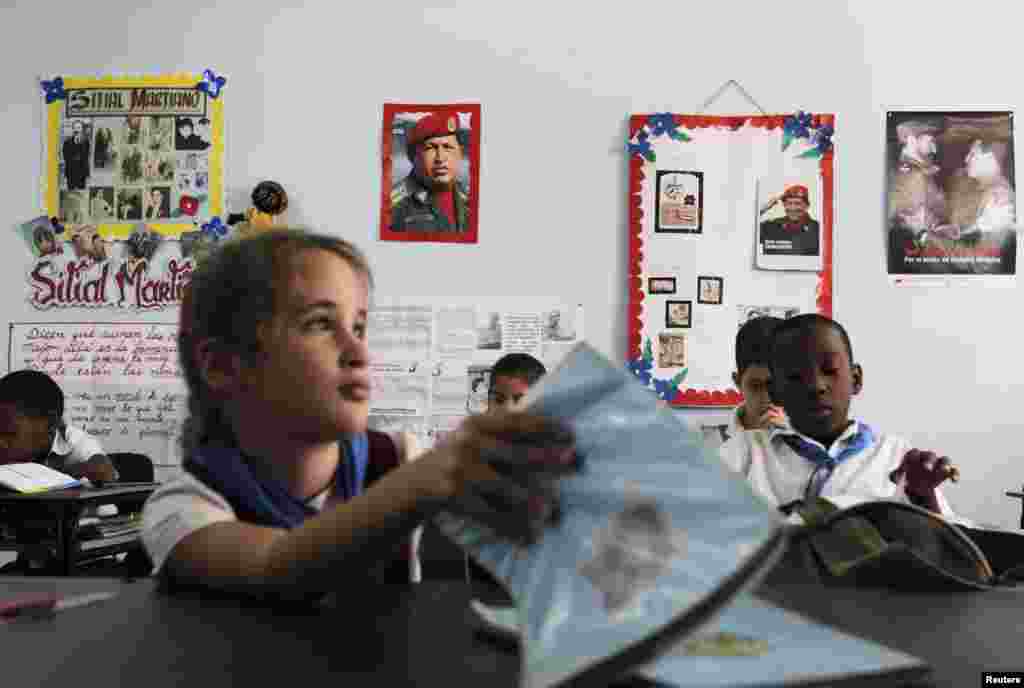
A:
[[720, 314, 959, 517]]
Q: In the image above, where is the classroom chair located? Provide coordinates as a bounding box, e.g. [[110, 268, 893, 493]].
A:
[[1006, 487, 1024, 528], [107, 452, 155, 483], [419, 521, 470, 580], [418, 522, 508, 598]]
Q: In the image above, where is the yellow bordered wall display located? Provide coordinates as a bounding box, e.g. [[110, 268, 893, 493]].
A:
[[25, 71, 226, 311]]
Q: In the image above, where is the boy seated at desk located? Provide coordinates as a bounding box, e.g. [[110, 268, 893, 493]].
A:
[[726, 316, 788, 439], [0, 370, 117, 483], [0, 370, 122, 574], [719, 314, 959, 518], [487, 353, 546, 414]]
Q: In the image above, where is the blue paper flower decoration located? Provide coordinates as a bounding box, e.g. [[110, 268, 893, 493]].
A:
[[646, 113, 690, 142], [647, 113, 676, 138], [627, 131, 655, 162], [784, 111, 813, 138], [813, 123, 834, 154], [627, 355, 653, 387], [795, 122, 835, 159], [201, 216, 228, 240], [627, 337, 655, 386], [652, 376, 674, 400], [196, 69, 227, 99], [782, 111, 815, 151], [41, 77, 66, 104], [629, 337, 689, 402]]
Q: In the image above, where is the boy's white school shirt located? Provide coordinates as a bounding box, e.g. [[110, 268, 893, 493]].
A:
[[50, 424, 106, 467], [141, 431, 423, 579], [718, 420, 960, 522]]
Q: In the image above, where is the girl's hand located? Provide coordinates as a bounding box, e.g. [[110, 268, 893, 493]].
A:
[[410, 412, 577, 544]]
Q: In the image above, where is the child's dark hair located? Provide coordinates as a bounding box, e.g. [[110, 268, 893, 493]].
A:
[[771, 314, 854, 364], [488, 353, 546, 391], [0, 370, 64, 429], [33, 224, 54, 249], [735, 316, 783, 374], [252, 180, 288, 215]]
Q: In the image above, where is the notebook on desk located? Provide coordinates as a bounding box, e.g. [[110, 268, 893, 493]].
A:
[[0, 463, 81, 494]]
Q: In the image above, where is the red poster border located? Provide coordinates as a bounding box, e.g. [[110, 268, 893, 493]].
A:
[[379, 103, 481, 244], [627, 114, 835, 407]]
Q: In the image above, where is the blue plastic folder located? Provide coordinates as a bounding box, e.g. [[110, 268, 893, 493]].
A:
[[436, 343, 927, 688]]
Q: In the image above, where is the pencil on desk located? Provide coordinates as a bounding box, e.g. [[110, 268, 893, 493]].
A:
[[0, 591, 117, 620]]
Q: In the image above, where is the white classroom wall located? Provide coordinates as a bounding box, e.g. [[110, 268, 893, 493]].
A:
[[0, 0, 1021, 527]]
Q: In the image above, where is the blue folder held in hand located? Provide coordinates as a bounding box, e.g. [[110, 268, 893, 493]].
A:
[[436, 343, 792, 688]]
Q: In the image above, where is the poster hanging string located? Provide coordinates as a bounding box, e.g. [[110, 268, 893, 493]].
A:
[[697, 80, 767, 115]]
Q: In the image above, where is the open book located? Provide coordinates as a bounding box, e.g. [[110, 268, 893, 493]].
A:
[[0, 463, 81, 494], [436, 343, 929, 688], [791, 497, 1024, 590]]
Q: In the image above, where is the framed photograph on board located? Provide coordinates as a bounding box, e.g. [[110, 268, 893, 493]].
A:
[[665, 300, 692, 328], [655, 170, 703, 233], [648, 277, 677, 294], [379, 103, 481, 244], [696, 276, 723, 304], [627, 112, 834, 406]]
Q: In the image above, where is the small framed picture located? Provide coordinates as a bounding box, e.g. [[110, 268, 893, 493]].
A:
[[658, 333, 687, 368], [647, 276, 677, 294], [655, 170, 703, 234], [665, 300, 692, 328], [697, 275, 724, 305]]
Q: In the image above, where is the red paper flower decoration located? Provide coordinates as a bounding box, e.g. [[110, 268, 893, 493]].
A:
[[179, 195, 199, 216]]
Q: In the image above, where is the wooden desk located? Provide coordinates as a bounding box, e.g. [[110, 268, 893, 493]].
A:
[[0, 484, 157, 575], [0, 577, 522, 688], [756, 548, 1024, 688], [6, 554, 1024, 687]]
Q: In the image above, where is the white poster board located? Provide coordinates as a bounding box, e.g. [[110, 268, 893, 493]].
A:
[[366, 297, 585, 449]]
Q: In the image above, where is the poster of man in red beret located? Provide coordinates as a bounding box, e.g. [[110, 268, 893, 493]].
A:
[[380, 104, 481, 243], [755, 177, 823, 271]]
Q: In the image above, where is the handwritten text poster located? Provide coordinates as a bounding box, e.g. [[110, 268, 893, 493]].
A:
[[8, 322, 186, 477]]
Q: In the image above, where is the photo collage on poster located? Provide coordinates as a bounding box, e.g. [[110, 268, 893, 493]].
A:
[[26, 75, 225, 312], [57, 90, 213, 227], [629, 112, 833, 406]]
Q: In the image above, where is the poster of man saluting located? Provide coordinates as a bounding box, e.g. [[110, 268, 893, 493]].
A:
[[886, 110, 1016, 281], [380, 103, 481, 244], [755, 179, 823, 271]]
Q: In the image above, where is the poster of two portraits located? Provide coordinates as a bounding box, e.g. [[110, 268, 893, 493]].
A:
[[887, 110, 1015, 280]]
